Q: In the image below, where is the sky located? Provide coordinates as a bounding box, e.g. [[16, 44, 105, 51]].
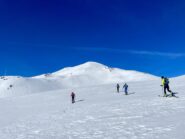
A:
[[0, 0, 185, 77]]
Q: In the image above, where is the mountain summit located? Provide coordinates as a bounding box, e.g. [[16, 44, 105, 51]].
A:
[[40, 61, 157, 81]]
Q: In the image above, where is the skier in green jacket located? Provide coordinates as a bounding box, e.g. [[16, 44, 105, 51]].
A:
[[161, 76, 172, 97]]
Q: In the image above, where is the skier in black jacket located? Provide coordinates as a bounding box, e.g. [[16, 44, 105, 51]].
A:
[[116, 84, 120, 93], [71, 92, 76, 103]]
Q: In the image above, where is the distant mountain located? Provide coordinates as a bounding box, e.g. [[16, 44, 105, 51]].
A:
[[36, 61, 157, 81], [0, 62, 158, 97]]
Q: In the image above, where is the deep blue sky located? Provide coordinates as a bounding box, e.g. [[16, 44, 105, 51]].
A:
[[0, 0, 185, 77]]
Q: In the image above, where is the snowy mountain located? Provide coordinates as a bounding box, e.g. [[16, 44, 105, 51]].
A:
[[0, 62, 185, 138], [50, 62, 157, 82], [0, 62, 157, 97], [36, 61, 158, 83]]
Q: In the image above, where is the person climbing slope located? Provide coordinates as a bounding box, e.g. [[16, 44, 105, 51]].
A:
[[123, 83, 128, 95], [116, 83, 120, 93], [161, 76, 172, 97], [71, 92, 76, 103]]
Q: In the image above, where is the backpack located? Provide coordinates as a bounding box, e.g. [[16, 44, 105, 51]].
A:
[[164, 78, 169, 85]]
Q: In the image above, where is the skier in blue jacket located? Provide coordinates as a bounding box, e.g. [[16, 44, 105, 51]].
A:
[[123, 83, 128, 95]]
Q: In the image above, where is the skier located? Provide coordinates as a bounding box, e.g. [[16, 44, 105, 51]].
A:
[[71, 92, 76, 103], [161, 76, 172, 97], [116, 83, 120, 93], [123, 83, 128, 95]]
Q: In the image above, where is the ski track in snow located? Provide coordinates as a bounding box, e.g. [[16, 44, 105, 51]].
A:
[[0, 80, 184, 139]]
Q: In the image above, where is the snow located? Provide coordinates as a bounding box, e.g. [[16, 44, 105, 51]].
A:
[[51, 62, 157, 83], [0, 62, 157, 97], [0, 62, 184, 138]]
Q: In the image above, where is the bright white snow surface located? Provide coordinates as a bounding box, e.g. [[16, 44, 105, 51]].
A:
[[0, 62, 157, 97], [0, 62, 184, 139]]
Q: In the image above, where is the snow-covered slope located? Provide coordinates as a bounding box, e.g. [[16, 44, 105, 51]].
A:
[[35, 62, 157, 81], [50, 62, 157, 82], [172, 75, 185, 81], [0, 62, 158, 97], [0, 76, 63, 97], [0, 78, 184, 139]]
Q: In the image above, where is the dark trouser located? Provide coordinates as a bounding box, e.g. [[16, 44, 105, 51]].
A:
[[125, 87, 128, 95], [72, 96, 75, 103], [117, 87, 119, 93], [164, 84, 171, 95]]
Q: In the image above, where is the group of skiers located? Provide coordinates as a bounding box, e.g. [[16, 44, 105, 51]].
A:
[[116, 76, 175, 97], [116, 83, 128, 95], [70, 76, 176, 104]]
